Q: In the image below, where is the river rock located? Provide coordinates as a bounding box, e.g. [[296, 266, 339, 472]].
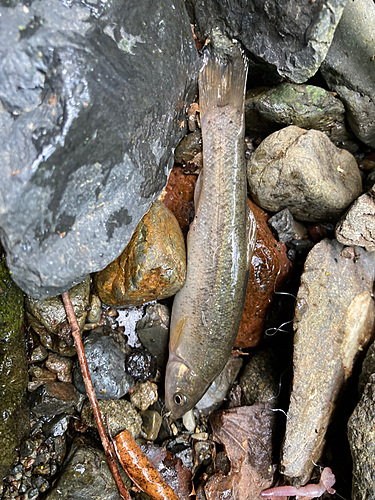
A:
[[321, 0, 375, 147], [45, 353, 73, 384], [25, 276, 91, 357], [268, 208, 307, 243], [81, 399, 142, 437], [191, 0, 347, 83], [136, 303, 170, 369], [358, 339, 375, 396], [281, 240, 375, 485], [245, 83, 356, 151], [0, 257, 29, 482], [247, 126, 362, 222], [30, 382, 83, 418], [0, 0, 199, 300], [45, 437, 131, 500], [95, 200, 186, 306], [348, 373, 375, 500], [162, 165, 198, 236], [174, 130, 203, 174], [235, 199, 292, 348], [240, 349, 280, 408], [130, 381, 158, 411], [73, 329, 134, 399], [141, 410, 163, 441], [335, 185, 375, 251]]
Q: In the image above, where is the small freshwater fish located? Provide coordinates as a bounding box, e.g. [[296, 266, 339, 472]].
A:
[[165, 44, 256, 419]]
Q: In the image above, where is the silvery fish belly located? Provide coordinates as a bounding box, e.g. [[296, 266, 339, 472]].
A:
[[165, 47, 256, 419]]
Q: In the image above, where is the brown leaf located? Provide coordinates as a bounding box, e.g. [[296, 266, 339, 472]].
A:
[[205, 404, 275, 500]]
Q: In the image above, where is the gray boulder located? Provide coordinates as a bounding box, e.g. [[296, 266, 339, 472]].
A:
[[0, 0, 199, 298], [321, 0, 375, 147], [190, 0, 347, 83]]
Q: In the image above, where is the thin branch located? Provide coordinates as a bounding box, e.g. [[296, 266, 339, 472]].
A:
[[61, 291, 130, 500]]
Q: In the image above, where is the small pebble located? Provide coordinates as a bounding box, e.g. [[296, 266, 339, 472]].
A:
[[141, 410, 162, 441], [30, 345, 48, 363], [45, 353, 73, 383], [86, 294, 102, 324], [192, 432, 209, 441], [130, 381, 158, 411], [28, 487, 39, 500], [125, 348, 157, 382], [182, 409, 196, 433]]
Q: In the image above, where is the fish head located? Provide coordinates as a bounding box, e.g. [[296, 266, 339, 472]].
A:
[[165, 353, 208, 419]]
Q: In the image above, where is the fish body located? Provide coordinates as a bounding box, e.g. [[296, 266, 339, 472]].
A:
[[165, 47, 256, 418]]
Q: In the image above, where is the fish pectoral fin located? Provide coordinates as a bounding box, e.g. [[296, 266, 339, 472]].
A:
[[246, 206, 257, 269], [170, 316, 187, 352]]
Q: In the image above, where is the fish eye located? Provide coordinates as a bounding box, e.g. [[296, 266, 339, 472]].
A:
[[174, 392, 187, 406]]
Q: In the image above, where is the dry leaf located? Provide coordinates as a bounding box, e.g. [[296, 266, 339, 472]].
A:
[[205, 404, 275, 500]]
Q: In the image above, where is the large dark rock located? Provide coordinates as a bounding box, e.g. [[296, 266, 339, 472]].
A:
[[321, 0, 375, 147], [189, 0, 347, 83], [0, 0, 199, 299]]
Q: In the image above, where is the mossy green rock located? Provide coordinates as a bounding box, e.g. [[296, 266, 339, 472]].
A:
[[0, 257, 29, 482], [245, 83, 357, 151]]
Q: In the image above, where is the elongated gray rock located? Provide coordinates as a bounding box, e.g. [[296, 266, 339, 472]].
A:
[[281, 240, 375, 485], [191, 0, 347, 83], [348, 374, 375, 500], [0, 0, 199, 299], [321, 0, 375, 147]]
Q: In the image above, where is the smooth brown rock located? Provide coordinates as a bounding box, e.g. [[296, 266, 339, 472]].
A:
[[95, 201, 186, 306], [281, 240, 375, 485], [235, 199, 293, 348], [247, 126, 362, 222], [348, 373, 375, 500], [335, 185, 375, 251], [161, 165, 197, 236], [45, 353, 73, 383]]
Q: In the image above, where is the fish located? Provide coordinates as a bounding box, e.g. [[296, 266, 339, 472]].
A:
[[165, 44, 256, 419]]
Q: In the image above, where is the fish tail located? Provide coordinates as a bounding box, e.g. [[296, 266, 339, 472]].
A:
[[198, 45, 248, 116]]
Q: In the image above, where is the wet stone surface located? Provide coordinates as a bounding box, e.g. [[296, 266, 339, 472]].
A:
[[95, 201, 186, 307], [245, 83, 357, 151], [281, 240, 375, 485], [335, 185, 375, 251], [235, 198, 293, 349], [136, 303, 170, 370], [45, 437, 131, 500], [81, 399, 142, 438], [73, 329, 134, 399], [348, 373, 375, 500], [247, 126, 362, 222], [0, 256, 29, 481], [0, 0, 199, 299], [130, 381, 158, 412]]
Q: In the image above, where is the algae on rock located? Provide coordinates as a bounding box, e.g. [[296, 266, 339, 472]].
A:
[[0, 256, 29, 482]]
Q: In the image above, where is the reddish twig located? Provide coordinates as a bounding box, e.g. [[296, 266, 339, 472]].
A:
[[114, 429, 180, 500], [61, 291, 130, 500]]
